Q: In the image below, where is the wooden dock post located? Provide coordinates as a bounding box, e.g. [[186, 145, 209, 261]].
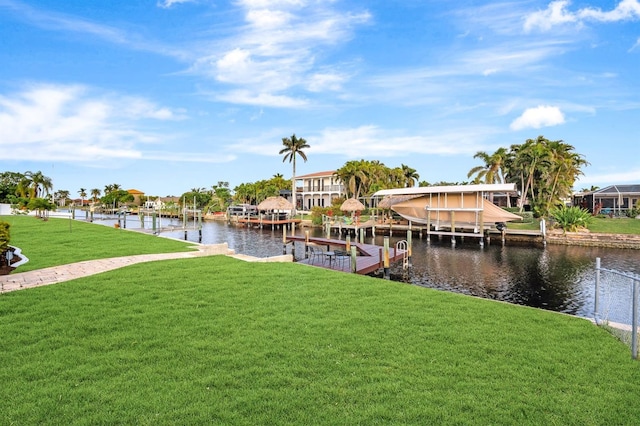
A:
[[283, 228, 288, 255], [359, 227, 364, 244], [350, 246, 357, 273], [152, 213, 157, 233], [450, 211, 455, 245], [304, 230, 309, 258], [407, 230, 412, 267], [383, 236, 390, 279], [346, 235, 351, 252]]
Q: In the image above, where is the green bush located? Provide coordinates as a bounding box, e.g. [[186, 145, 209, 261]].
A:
[[310, 206, 331, 225], [625, 201, 640, 218], [0, 220, 10, 253], [550, 206, 593, 232], [503, 208, 534, 223]]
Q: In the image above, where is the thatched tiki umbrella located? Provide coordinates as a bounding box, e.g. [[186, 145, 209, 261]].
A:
[[257, 196, 294, 212], [341, 198, 365, 225], [341, 197, 366, 212]]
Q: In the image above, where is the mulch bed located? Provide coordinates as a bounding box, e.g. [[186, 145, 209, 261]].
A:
[[0, 247, 20, 275]]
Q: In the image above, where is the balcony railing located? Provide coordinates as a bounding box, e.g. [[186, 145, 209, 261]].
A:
[[297, 185, 344, 193]]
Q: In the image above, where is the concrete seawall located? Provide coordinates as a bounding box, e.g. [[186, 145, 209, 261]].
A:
[[546, 231, 640, 250]]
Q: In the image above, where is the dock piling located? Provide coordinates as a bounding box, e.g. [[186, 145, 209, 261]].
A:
[[383, 236, 390, 279]]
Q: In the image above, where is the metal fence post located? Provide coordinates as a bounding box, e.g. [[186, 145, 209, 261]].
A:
[[594, 257, 601, 325], [632, 277, 638, 360]]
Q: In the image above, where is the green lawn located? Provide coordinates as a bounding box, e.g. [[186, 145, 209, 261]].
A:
[[1, 257, 640, 424], [1, 216, 639, 424], [1, 215, 196, 272], [507, 216, 640, 234], [587, 217, 640, 234]]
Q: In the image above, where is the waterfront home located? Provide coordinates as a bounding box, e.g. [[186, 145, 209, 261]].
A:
[[573, 184, 640, 216], [295, 171, 345, 211]]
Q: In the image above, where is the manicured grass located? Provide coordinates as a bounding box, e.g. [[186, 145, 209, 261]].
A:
[[587, 217, 640, 234], [508, 217, 640, 234], [1, 215, 196, 272], [1, 256, 639, 424]]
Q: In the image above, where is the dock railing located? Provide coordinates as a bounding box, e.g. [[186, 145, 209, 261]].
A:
[[594, 257, 639, 359]]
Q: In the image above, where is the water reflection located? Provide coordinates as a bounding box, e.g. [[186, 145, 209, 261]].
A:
[[90, 216, 638, 321]]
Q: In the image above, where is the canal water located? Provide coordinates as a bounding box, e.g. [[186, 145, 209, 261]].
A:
[[95, 215, 639, 323]]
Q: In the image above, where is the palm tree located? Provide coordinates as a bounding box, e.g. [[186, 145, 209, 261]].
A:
[[90, 188, 101, 203], [78, 188, 87, 207], [28, 171, 53, 198], [399, 164, 420, 187], [467, 148, 508, 185], [334, 161, 362, 199], [467, 148, 510, 206], [55, 190, 70, 207], [279, 134, 310, 214]]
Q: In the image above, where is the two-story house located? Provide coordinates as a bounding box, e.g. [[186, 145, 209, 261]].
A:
[[295, 171, 345, 211]]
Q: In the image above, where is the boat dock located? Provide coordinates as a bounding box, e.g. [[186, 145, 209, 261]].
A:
[[323, 217, 544, 246], [235, 216, 302, 230], [285, 235, 407, 275]]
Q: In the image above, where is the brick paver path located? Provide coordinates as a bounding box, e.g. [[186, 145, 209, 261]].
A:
[[0, 245, 232, 293]]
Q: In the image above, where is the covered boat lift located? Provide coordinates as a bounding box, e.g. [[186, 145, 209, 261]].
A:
[[372, 184, 521, 244]]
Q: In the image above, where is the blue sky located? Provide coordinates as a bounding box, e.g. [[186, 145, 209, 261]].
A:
[[1, 0, 639, 197]]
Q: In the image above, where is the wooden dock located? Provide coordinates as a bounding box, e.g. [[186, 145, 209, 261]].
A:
[[286, 236, 407, 275], [233, 215, 301, 230]]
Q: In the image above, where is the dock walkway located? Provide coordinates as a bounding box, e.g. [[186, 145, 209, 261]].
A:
[[286, 236, 406, 275]]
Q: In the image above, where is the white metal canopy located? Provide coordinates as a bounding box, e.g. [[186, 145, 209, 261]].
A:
[[372, 183, 517, 197]]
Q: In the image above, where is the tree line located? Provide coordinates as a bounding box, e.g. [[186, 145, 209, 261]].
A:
[[0, 135, 588, 219]]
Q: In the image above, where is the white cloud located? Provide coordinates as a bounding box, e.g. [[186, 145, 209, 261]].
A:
[[189, 1, 371, 107], [0, 84, 190, 163], [214, 90, 308, 108], [157, 0, 195, 9], [307, 73, 345, 92], [578, 0, 640, 22], [524, 0, 640, 32], [524, 1, 578, 32], [311, 125, 499, 158], [577, 168, 640, 186], [510, 105, 565, 130], [245, 9, 294, 28]]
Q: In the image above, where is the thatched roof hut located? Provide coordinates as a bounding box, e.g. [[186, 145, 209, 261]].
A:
[[340, 198, 366, 212], [257, 196, 293, 211]]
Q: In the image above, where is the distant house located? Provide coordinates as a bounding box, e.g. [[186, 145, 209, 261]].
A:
[[143, 196, 180, 210], [295, 171, 345, 210], [573, 184, 640, 216], [126, 189, 145, 206]]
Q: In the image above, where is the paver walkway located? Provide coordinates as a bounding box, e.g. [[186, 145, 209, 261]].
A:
[[0, 244, 233, 293]]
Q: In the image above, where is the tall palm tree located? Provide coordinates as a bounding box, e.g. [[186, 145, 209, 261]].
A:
[[90, 188, 101, 203], [78, 188, 87, 206], [399, 164, 420, 187], [334, 161, 362, 199], [33, 171, 52, 198], [19, 171, 53, 199], [467, 148, 510, 205], [279, 134, 309, 214], [467, 148, 508, 185]]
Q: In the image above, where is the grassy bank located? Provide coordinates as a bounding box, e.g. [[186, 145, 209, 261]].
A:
[[0, 215, 196, 272], [508, 216, 640, 234], [1, 217, 639, 424], [2, 256, 640, 424]]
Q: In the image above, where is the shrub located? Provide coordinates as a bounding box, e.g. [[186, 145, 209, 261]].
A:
[[310, 206, 331, 225], [625, 201, 640, 218], [0, 220, 10, 253], [549, 206, 592, 232]]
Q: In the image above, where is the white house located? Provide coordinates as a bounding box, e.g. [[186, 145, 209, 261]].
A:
[[295, 171, 345, 210]]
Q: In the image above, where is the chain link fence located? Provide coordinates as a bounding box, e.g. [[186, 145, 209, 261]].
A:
[[594, 258, 639, 359]]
